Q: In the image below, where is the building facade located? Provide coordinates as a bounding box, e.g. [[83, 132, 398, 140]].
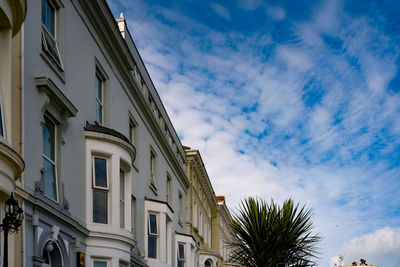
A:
[[185, 147, 235, 267], [0, 0, 236, 266], [20, 0, 188, 266]]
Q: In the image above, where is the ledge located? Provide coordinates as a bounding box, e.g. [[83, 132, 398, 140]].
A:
[[35, 77, 77, 116]]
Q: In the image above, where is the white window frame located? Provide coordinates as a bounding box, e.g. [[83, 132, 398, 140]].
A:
[[92, 156, 109, 190], [177, 243, 185, 267], [42, 114, 59, 202], [120, 168, 125, 228], [178, 192, 183, 224], [92, 156, 109, 224], [131, 196, 136, 237], [92, 258, 110, 267], [148, 212, 159, 259], [166, 175, 172, 205], [0, 88, 6, 138], [95, 72, 104, 125], [41, 0, 63, 70], [150, 148, 157, 188]]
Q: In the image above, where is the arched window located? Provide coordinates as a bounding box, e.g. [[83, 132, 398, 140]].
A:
[[42, 241, 63, 267], [205, 259, 212, 267]]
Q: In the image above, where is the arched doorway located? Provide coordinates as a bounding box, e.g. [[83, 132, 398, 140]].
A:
[[42, 241, 64, 267]]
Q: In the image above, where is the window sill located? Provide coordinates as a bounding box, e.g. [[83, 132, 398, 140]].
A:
[[40, 51, 65, 84]]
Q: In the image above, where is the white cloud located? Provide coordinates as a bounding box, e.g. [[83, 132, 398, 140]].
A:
[[338, 228, 400, 267], [115, 0, 400, 265], [210, 3, 231, 20], [266, 5, 286, 21]]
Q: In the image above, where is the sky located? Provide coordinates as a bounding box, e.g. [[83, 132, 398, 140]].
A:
[[107, 0, 400, 266]]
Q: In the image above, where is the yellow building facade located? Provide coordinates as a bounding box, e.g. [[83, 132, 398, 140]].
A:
[[185, 147, 235, 267], [0, 0, 26, 266]]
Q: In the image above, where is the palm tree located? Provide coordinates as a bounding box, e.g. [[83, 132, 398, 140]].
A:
[[227, 197, 321, 267]]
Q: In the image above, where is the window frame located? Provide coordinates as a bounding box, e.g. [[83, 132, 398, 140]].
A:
[[147, 212, 159, 259], [92, 156, 109, 190], [166, 175, 172, 205], [177, 243, 185, 267], [149, 148, 157, 188], [42, 114, 59, 202], [119, 168, 125, 228], [41, 0, 64, 70], [95, 72, 104, 125], [178, 192, 183, 224], [92, 259, 110, 267], [92, 155, 109, 224], [0, 88, 5, 138]]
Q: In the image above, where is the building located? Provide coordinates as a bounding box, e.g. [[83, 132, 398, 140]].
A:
[[185, 147, 236, 267], [0, 0, 237, 266], [185, 147, 219, 267], [0, 0, 26, 266], [213, 196, 234, 267], [20, 0, 189, 266]]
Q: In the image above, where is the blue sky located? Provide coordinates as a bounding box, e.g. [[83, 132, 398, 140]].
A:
[[107, 0, 400, 266]]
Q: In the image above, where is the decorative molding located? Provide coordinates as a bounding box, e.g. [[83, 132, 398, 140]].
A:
[[35, 77, 78, 118]]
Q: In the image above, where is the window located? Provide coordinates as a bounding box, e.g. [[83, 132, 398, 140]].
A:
[[95, 72, 104, 124], [129, 119, 137, 145], [166, 176, 172, 205], [193, 201, 197, 228], [93, 157, 108, 224], [41, 0, 63, 69], [150, 149, 157, 188], [205, 260, 211, 267], [120, 169, 125, 228], [42, 115, 58, 201], [131, 196, 136, 236], [0, 89, 5, 137], [93, 260, 108, 267], [177, 243, 185, 267], [178, 193, 183, 223], [148, 213, 158, 258]]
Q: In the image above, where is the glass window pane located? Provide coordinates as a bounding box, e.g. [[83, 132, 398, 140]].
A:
[[148, 235, 157, 258], [43, 117, 55, 160], [94, 261, 107, 267], [96, 101, 102, 124], [149, 214, 157, 234], [120, 201, 125, 228], [43, 157, 57, 200], [120, 170, 124, 199], [178, 261, 184, 267], [94, 157, 107, 187], [96, 74, 102, 101], [42, 0, 55, 36], [179, 244, 185, 259], [93, 190, 107, 224]]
